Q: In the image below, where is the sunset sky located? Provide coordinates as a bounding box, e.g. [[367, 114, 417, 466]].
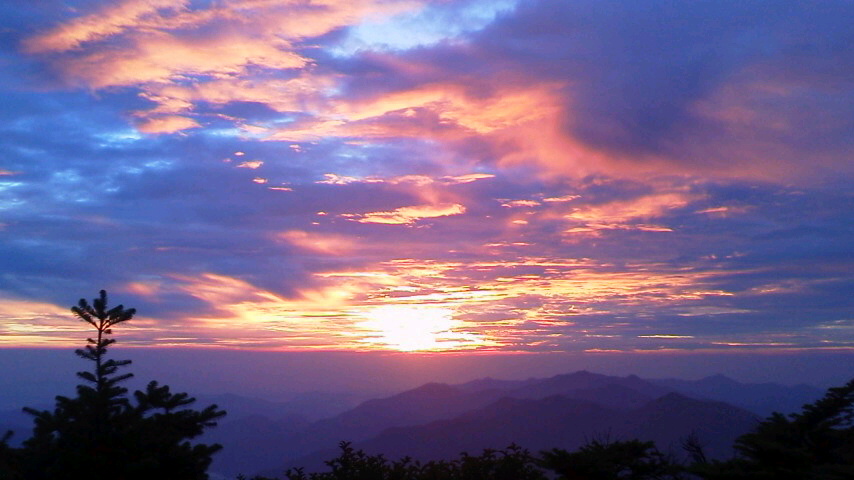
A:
[[1, 0, 852, 365]]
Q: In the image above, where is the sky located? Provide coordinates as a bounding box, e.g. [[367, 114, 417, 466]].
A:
[[0, 0, 852, 383]]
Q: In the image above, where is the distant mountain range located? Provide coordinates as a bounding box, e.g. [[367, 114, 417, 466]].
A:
[[651, 373, 822, 416], [246, 371, 821, 479], [1, 371, 826, 480]]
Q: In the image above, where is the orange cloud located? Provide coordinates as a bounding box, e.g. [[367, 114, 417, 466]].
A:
[[17, 2, 663, 181], [23, 0, 188, 53], [24, 0, 424, 134], [139, 73, 336, 116], [170, 272, 402, 350], [262, 76, 632, 179], [0, 297, 78, 346], [501, 200, 541, 208], [1, 254, 762, 351], [346, 203, 466, 224], [443, 173, 495, 184], [557, 192, 697, 236], [278, 230, 358, 255], [543, 195, 580, 203], [236, 160, 263, 169], [60, 30, 308, 88], [566, 193, 698, 224], [0, 294, 163, 347]]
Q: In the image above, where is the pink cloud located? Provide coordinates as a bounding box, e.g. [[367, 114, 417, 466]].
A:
[[60, 30, 308, 88], [22, 0, 852, 185], [23, 0, 188, 54], [24, 0, 423, 132], [135, 115, 200, 134], [565, 193, 698, 225], [501, 200, 540, 208], [278, 230, 358, 255]]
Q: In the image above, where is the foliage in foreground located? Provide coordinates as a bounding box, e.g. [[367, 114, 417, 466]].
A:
[[0, 290, 226, 480], [695, 377, 854, 480], [242, 443, 548, 480]]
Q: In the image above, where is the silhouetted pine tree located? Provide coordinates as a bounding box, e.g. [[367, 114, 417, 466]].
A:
[[18, 290, 226, 480], [695, 378, 854, 479]]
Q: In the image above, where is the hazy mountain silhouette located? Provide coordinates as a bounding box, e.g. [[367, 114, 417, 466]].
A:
[[283, 391, 757, 473], [652, 374, 823, 416], [196, 391, 369, 477], [204, 414, 309, 478], [566, 383, 657, 410], [275, 371, 672, 466], [501, 370, 670, 400], [454, 376, 539, 393], [178, 371, 815, 478], [277, 383, 510, 462], [196, 394, 310, 423], [355, 395, 618, 461], [620, 392, 758, 459]]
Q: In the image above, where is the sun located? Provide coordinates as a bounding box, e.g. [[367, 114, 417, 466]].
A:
[[359, 305, 479, 352]]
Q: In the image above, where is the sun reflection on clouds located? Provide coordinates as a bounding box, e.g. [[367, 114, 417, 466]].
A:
[[344, 203, 466, 225], [357, 305, 486, 351], [104, 255, 736, 353]]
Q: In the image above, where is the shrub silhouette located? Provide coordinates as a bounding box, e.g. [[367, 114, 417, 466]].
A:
[[260, 442, 547, 480], [541, 438, 683, 479], [12, 290, 226, 480]]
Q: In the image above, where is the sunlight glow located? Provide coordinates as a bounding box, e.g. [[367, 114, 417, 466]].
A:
[[359, 305, 481, 352]]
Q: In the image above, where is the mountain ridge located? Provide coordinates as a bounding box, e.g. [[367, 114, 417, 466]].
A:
[[255, 371, 775, 477], [101, 370, 819, 478]]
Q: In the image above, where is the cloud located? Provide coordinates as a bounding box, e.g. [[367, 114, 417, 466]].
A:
[[23, 0, 423, 128], [0, 296, 79, 346], [23, 0, 854, 182], [268, 0, 851, 181], [3, 0, 852, 355], [135, 115, 200, 134], [236, 160, 263, 169], [443, 173, 495, 184], [346, 203, 466, 225], [501, 200, 540, 208], [565, 193, 697, 225], [58, 30, 309, 89], [22, 0, 188, 54], [475, 0, 854, 180], [278, 230, 358, 255]]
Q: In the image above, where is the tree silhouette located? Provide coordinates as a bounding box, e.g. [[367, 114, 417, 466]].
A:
[[695, 378, 854, 479], [16, 290, 226, 480], [242, 442, 547, 480], [541, 438, 684, 480], [0, 430, 23, 480]]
